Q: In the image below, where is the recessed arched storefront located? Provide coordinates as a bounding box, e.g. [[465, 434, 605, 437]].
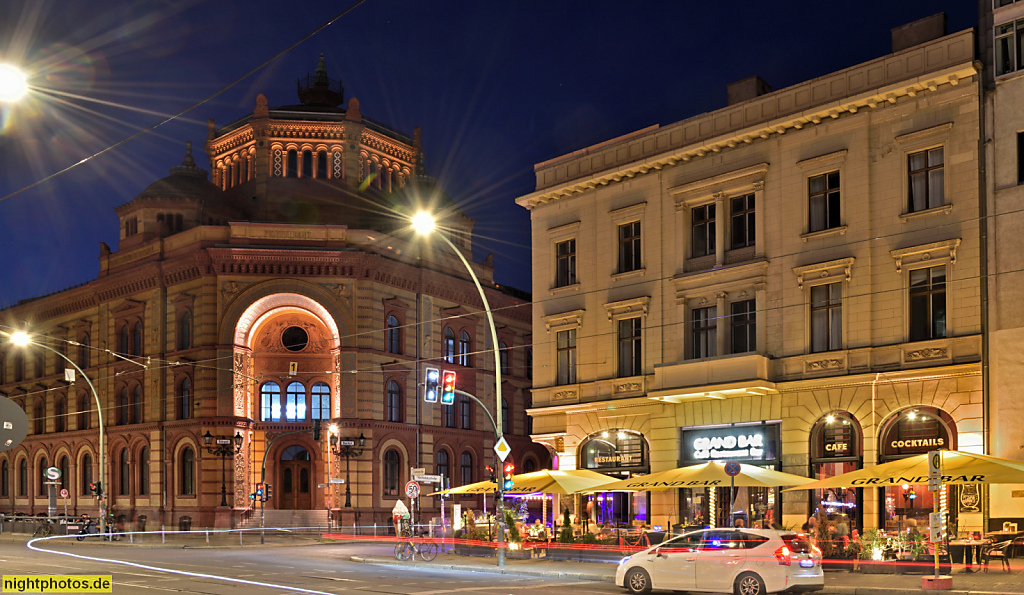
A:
[[877, 406, 956, 532], [809, 411, 863, 535], [677, 422, 781, 529], [578, 429, 649, 526]]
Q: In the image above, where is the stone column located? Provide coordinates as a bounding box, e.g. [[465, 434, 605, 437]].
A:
[[753, 180, 766, 258], [714, 192, 727, 267], [716, 292, 728, 357]]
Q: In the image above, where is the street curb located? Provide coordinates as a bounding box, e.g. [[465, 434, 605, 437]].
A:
[[349, 555, 616, 582]]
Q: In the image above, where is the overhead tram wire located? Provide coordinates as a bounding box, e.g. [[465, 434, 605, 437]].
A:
[[0, 0, 370, 206]]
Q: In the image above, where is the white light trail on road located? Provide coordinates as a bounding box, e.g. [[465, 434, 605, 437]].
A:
[[27, 534, 335, 595]]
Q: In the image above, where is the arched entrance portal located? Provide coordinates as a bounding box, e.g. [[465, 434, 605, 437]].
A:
[[279, 445, 312, 510]]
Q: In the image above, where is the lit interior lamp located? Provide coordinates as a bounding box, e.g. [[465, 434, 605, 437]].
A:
[[826, 415, 835, 424], [908, 410, 917, 420]]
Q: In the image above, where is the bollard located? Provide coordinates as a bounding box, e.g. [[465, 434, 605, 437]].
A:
[[374, 523, 377, 537], [130, 532, 133, 544], [161, 525, 165, 544], [240, 530, 243, 546], [205, 530, 209, 545]]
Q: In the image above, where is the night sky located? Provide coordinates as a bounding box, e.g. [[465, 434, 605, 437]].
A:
[[0, 1, 977, 308]]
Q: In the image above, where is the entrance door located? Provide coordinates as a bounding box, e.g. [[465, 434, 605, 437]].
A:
[[279, 445, 312, 510]]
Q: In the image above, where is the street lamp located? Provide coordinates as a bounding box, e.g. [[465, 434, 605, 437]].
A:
[[6, 331, 107, 534], [203, 430, 244, 507], [412, 211, 508, 565], [0, 64, 28, 102], [329, 431, 367, 508]]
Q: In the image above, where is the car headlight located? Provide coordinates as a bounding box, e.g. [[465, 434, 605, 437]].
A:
[[619, 556, 632, 566]]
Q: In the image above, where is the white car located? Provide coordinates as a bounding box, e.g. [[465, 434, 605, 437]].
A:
[[616, 528, 824, 595]]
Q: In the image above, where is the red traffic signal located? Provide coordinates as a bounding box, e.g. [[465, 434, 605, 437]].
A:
[[440, 370, 456, 404], [503, 462, 515, 490]]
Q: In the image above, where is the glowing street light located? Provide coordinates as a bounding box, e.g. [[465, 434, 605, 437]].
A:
[[0, 64, 28, 103], [412, 210, 508, 566]]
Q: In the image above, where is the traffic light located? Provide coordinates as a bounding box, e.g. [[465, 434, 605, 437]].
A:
[[88, 481, 101, 496], [424, 367, 439, 403], [266, 484, 273, 499], [441, 370, 456, 405], [485, 464, 496, 482], [256, 483, 264, 499], [503, 462, 515, 491]]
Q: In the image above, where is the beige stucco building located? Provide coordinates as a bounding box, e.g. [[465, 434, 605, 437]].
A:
[[517, 22, 989, 534]]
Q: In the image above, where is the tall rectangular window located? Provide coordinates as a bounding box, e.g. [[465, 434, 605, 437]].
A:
[[617, 318, 642, 377], [691, 204, 716, 258], [995, 19, 1024, 76], [730, 194, 755, 249], [691, 307, 717, 359], [556, 329, 577, 385], [460, 397, 472, 429], [908, 147, 944, 212], [811, 283, 843, 353], [555, 239, 577, 287], [618, 221, 641, 272], [731, 300, 756, 354], [808, 171, 841, 232], [910, 266, 947, 341]]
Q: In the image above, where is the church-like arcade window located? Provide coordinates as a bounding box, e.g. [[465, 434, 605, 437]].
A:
[[261, 382, 282, 422], [286, 381, 306, 421], [80, 454, 92, 496], [459, 331, 471, 367], [443, 327, 456, 363], [138, 447, 149, 496], [317, 150, 328, 178], [383, 449, 400, 496], [386, 380, 402, 423], [131, 385, 143, 424], [178, 377, 191, 420], [302, 150, 313, 177], [311, 382, 330, 420], [386, 315, 401, 354], [178, 311, 192, 351], [180, 447, 195, 495], [119, 448, 130, 496], [54, 395, 66, 432], [117, 387, 129, 426]]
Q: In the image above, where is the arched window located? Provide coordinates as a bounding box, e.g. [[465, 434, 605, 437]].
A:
[[131, 385, 143, 424], [436, 450, 449, 482], [37, 456, 47, 496], [317, 150, 327, 178], [77, 393, 90, 430], [117, 388, 129, 425], [261, 382, 281, 421], [443, 327, 456, 363], [19, 458, 28, 496], [302, 150, 313, 177], [119, 448, 130, 496], [502, 398, 510, 434], [119, 325, 130, 355], [311, 382, 330, 420], [132, 321, 143, 356], [383, 449, 400, 496], [459, 332, 471, 366], [285, 381, 306, 421], [58, 455, 69, 491], [499, 341, 510, 375], [178, 312, 192, 351], [460, 451, 473, 486], [0, 459, 8, 497], [178, 377, 191, 420], [78, 335, 90, 369], [80, 454, 92, 495], [33, 400, 44, 434], [238, 159, 248, 184], [138, 447, 150, 496], [287, 150, 298, 177], [386, 315, 401, 354], [55, 396, 66, 433], [180, 447, 195, 495], [386, 380, 403, 423]]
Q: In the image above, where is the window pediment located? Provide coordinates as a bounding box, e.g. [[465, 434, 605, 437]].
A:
[[603, 296, 650, 321], [889, 239, 960, 273], [796, 149, 848, 171], [670, 162, 769, 209], [793, 257, 855, 289], [543, 309, 584, 332], [895, 122, 953, 145]]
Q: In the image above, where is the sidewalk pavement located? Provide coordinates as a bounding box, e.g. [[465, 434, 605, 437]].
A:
[[351, 553, 1024, 594]]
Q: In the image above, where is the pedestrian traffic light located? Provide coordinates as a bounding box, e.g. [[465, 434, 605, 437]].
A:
[[424, 367, 439, 403], [265, 484, 273, 499], [503, 462, 515, 491], [441, 370, 456, 405], [256, 483, 264, 498]]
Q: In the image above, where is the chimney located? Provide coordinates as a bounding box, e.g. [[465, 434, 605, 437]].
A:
[[727, 76, 772, 106], [891, 13, 946, 53]]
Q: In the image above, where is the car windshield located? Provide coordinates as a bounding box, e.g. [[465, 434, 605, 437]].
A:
[[657, 530, 704, 549], [781, 534, 813, 553]]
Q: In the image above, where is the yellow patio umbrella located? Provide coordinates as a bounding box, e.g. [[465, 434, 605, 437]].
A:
[[582, 461, 817, 492], [504, 469, 619, 495], [782, 450, 1024, 491]]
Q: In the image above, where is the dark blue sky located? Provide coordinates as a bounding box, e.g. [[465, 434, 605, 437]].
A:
[[0, 1, 977, 307]]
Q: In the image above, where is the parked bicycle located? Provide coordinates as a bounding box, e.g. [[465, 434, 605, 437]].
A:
[[32, 522, 52, 538], [395, 536, 437, 562]]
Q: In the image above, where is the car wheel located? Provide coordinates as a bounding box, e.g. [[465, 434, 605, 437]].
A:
[[624, 567, 652, 594], [734, 572, 766, 595]]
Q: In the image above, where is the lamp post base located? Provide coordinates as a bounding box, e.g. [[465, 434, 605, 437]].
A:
[[922, 576, 953, 590]]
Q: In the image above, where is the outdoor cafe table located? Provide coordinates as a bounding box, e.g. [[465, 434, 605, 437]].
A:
[[948, 539, 990, 570]]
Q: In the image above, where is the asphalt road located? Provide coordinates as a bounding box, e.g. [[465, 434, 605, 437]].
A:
[[0, 539, 621, 594]]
